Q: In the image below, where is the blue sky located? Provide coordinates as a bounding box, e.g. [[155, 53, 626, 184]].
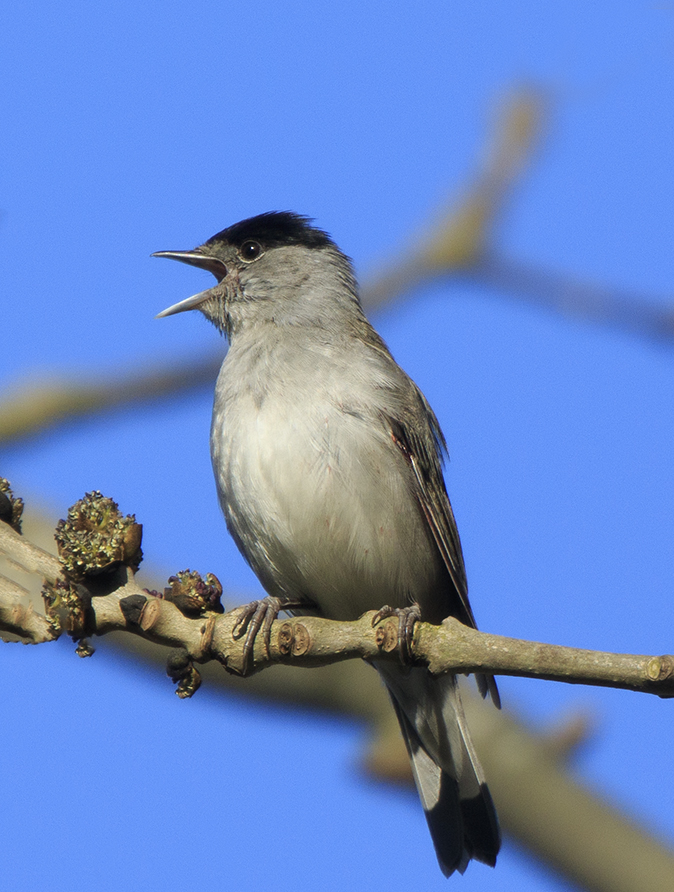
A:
[[2, 3, 674, 890]]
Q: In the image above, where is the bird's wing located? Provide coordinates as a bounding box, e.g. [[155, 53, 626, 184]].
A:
[[384, 383, 476, 628], [385, 383, 500, 706]]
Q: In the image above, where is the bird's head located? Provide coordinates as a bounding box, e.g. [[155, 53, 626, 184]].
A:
[[154, 211, 359, 337]]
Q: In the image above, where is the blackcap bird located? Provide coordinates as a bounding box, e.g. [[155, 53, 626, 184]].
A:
[[155, 211, 500, 877]]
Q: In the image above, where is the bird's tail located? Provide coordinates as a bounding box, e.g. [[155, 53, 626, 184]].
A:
[[376, 664, 500, 877]]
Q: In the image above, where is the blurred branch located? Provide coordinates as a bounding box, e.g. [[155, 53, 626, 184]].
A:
[[469, 253, 674, 340], [0, 354, 222, 445], [454, 695, 674, 892], [363, 84, 546, 308], [3, 87, 674, 448], [4, 501, 674, 892]]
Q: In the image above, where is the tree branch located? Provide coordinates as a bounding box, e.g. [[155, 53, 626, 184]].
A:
[[0, 574, 57, 642], [1, 514, 672, 698]]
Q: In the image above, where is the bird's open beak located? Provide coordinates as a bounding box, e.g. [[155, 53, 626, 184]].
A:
[[152, 249, 227, 318], [154, 289, 211, 318]]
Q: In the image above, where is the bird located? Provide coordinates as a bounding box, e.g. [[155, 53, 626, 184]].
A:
[[154, 211, 500, 877]]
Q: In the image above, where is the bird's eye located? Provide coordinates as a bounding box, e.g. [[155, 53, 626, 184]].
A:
[[239, 240, 262, 262]]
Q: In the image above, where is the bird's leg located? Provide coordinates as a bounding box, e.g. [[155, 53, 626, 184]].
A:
[[371, 603, 422, 663], [232, 596, 305, 675]]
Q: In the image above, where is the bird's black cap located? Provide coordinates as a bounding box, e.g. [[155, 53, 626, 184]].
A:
[[205, 211, 335, 252]]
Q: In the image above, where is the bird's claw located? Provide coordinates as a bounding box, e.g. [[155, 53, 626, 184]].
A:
[[232, 596, 306, 675], [372, 603, 421, 663]]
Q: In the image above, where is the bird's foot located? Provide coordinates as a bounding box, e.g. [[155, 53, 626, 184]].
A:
[[372, 603, 421, 663], [232, 596, 303, 675]]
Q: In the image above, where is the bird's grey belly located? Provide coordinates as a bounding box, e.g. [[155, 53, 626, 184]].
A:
[[211, 396, 443, 620]]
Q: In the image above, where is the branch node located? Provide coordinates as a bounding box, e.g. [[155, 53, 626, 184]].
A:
[[139, 597, 161, 632], [278, 621, 293, 655], [75, 638, 95, 658], [646, 654, 674, 682], [119, 593, 148, 626], [291, 622, 310, 656], [375, 620, 399, 653], [166, 647, 202, 698], [277, 620, 311, 657], [201, 614, 217, 656]]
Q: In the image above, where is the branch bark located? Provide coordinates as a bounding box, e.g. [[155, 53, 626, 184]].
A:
[[1, 518, 672, 698]]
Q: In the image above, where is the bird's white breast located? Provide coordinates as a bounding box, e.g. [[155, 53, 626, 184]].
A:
[[210, 333, 441, 619]]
